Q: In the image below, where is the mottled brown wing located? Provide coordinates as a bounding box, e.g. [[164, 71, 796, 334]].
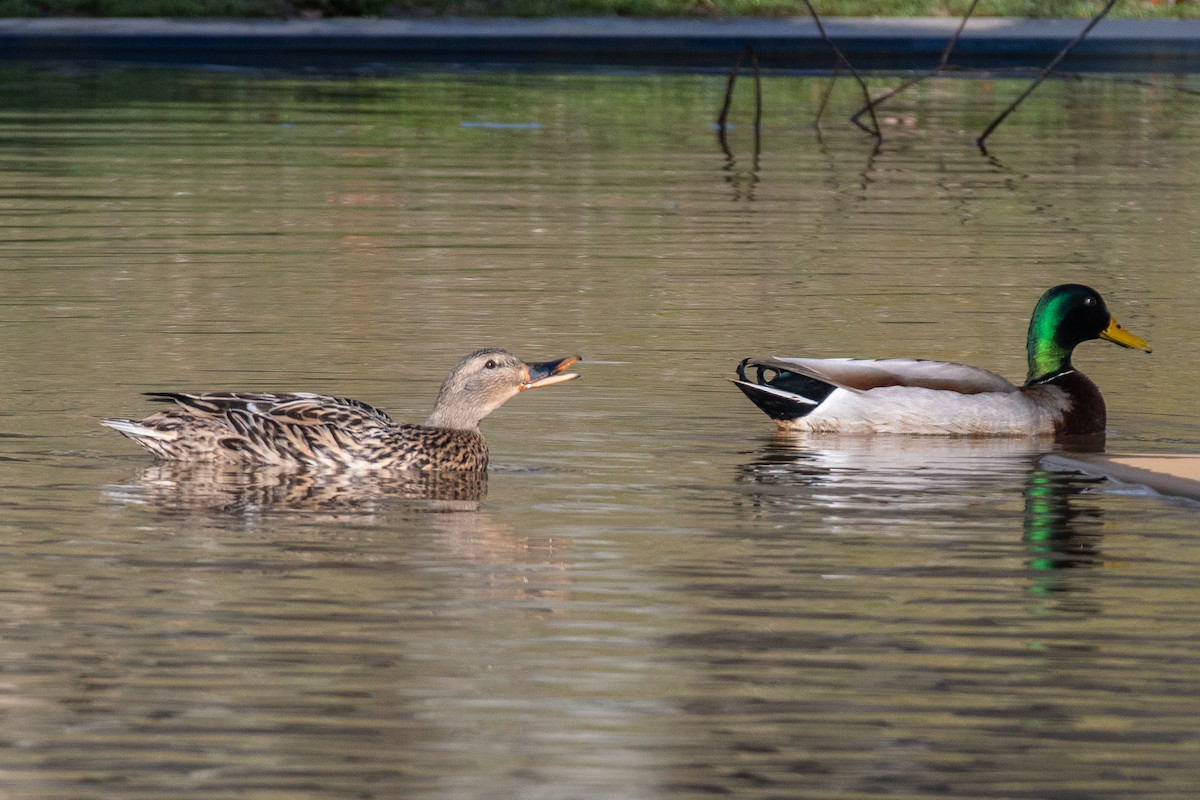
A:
[[146, 392, 397, 426], [265, 395, 398, 428], [136, 391, 484, 470]]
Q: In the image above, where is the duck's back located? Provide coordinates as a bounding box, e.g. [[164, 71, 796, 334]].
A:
[[103, 391, 489, 471]]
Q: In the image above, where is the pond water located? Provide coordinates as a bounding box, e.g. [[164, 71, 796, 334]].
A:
[[1, 66, 1198, 798]]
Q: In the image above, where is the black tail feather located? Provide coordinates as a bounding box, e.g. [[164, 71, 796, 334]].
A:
[[732, 358, 836, 423]]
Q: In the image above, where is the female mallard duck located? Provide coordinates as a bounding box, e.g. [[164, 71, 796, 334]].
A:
[[103, 348, 580, 470], [731, 284, 1150, 436]]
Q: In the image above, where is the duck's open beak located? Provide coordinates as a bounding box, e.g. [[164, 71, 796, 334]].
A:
[[520, 355, 582, 390], [1100, 318, 1152, 353]]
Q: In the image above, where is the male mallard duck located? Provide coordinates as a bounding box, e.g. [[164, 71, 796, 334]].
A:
[[731, 284, 1150, 436], [103, 348, 580, 470]]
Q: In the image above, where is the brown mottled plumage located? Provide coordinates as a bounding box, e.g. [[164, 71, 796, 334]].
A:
[[102, 349, 580, 471]]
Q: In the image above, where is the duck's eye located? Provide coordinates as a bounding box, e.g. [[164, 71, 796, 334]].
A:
[[1084, 296, 1096, 306], [484, 359, 497, 369]]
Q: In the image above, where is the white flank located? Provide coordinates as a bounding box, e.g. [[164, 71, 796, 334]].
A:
[[778, 384, 1070, 436]]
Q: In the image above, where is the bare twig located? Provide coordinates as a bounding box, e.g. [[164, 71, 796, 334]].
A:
[[814, 61, 842, 131], [850, 0, 981, 128], [935, 0, 978, 71], [976, 0, 1120, 153], [717, 47, 744, 131], [801, 0, 881, 140], [717, 46, 763, 132], [751, 48, 762, 131]]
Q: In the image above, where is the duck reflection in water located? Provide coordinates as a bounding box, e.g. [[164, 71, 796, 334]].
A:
[[1023, 466, 1107, 573], [735, 434, 1054, 516], [104, 462, 575, 605], [736, 434, 1109, 580], [105, 461, 489, 517]]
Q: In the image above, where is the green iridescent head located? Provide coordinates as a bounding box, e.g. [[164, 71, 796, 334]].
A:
[[1025, 284, 1151, 384]]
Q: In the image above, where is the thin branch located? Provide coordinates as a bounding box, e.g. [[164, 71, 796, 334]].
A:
[[717, 47, 744, 131], [751, 47, 762, 131], [801, 0, 881, 140], [717, 46, 762, 134], [813, 61, 842, 131], [716, 89, 763, 202], [850, 0, 981, 128], [935, 0, 979, 71], [976, 0, 1120, 153]]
